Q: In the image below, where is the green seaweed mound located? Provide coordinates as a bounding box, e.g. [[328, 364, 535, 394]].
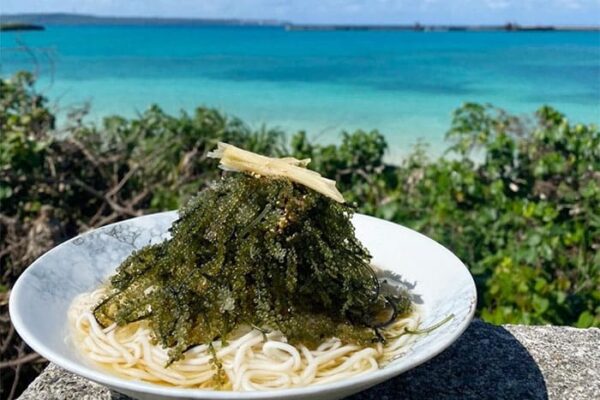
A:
[[94, 174, 411, 361]]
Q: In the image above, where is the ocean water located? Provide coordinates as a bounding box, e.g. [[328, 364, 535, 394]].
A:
[[1, 25, 599, 157]]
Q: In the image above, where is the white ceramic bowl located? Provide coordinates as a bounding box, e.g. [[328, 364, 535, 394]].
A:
[[10, 211, 476, 400]]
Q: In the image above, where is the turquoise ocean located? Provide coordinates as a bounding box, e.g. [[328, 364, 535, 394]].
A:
[[1, 25, 599, 157]]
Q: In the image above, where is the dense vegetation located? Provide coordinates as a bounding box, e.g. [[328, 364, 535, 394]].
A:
[[1, 71, 599, 397]]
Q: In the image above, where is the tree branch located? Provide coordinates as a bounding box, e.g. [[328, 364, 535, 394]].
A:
[[0, 352, 43, 370]]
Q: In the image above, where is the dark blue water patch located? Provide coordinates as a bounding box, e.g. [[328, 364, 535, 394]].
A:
[[2, 53, 592, 102], [210, 56, 376, 83], [1, 51, 485, 98], [524, 91, 600, 107], [372, 77, 482, 96], [505, 63, 600, 88]]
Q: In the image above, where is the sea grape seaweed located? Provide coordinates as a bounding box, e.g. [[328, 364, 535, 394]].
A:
[[94, 174, 411, 362]]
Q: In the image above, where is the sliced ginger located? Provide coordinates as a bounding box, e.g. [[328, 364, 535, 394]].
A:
[[207, 142, 345, 203]]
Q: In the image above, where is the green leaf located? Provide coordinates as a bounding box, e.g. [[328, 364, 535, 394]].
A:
[[576, 311, 594, 328], [0, 184, 13, 199], [532, 295, 549, 314]]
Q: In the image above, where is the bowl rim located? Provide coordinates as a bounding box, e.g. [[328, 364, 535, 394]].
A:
[[10, 211, 477, 399]]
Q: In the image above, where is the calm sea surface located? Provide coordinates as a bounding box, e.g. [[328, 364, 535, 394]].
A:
[[1, 25, 599, 156]]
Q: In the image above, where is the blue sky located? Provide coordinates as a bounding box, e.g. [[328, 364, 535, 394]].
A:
[[2, 0, 600, 25]]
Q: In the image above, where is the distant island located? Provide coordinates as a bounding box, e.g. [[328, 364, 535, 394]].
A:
[[285, 23, 600, 32], [0, 13, 598, 31], [0, 22, 44, 31], [0, 13, 281, 27]]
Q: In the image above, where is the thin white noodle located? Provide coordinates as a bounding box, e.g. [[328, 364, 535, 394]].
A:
[[68, 289, 421, 390]]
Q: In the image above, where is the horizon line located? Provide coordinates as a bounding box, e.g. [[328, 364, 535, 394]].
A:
[[1, 12, 599, 29]]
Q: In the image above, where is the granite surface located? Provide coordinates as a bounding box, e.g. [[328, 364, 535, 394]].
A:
[[18, 320, 600, 400]]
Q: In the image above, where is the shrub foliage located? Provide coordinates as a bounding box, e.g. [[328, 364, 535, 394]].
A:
[[1, 72, 599, 397]]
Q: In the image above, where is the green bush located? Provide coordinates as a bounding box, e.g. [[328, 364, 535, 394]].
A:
[[1, 71, 599, 397], [2, 72, 598, 327]]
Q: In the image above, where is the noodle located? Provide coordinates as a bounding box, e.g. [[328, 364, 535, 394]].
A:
[[69, 289, 420, 391]]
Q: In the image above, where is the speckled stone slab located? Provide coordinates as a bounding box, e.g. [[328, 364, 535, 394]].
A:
[[18, 320, 600, 400]]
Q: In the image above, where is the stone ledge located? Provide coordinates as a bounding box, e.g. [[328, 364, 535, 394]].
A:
[[18, 320, 600, 400]]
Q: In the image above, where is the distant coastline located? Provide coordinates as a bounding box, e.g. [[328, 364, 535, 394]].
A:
[[0, 13, 281, 27], [1, 13, 599, 31], [0, 22, 44, 31], [285, 23, 600, 32]]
